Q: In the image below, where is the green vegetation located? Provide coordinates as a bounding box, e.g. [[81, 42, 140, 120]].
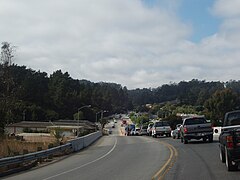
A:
[[130, 113, 149, 127], [1, 42, 240, 134]]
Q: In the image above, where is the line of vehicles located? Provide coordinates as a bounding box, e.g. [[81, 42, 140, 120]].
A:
[[121, 111, 240, 172], [124, 124, 148, 136], [123, 120, 172, 137]]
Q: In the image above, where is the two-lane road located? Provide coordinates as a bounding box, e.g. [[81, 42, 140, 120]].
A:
[[5, 120, 240, 180], [4, 122, 170, 180], [153, 137, 240, 180]]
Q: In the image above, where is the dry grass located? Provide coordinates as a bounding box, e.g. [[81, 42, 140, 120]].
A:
[[0, 136, 56, 158]]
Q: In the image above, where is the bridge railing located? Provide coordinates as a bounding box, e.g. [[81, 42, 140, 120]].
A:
[[0, 131, 102, 170]]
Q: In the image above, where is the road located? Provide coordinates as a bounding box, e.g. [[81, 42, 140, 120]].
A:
[[4, 120, 240, 180], [3, 121, 169, 180], [154, 136, 240, 180]]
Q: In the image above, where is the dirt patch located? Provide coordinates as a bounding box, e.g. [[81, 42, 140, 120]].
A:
[[0, 138, 51, 158], [0, 134, 73, 158]]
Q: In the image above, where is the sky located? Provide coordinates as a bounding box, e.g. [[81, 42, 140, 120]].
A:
[[1, 0, 240, 89]]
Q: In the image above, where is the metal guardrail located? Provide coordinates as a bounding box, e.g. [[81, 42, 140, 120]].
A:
[[0, 131, 102, 169], [0, 143, 72, 168]]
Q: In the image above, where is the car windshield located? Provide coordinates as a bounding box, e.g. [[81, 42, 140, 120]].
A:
[[155, 121, 169, 127], [129, 124, 135, 130], [184, 118, 206, 125], [148, 124, 153, 128], [226, 112, 240, 126], [177, 124, 181, 128]]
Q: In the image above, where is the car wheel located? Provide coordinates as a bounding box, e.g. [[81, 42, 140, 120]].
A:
[[209, 135, 213, 143], [203, 137, 207, 142], [181, 137, 183, 143], [184, 139, 188, 144], [225, 147, 238, 171], [220, 147, 226, 163]]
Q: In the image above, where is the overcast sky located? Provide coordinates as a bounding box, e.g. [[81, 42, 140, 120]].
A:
[[1, 0, 240, 89]]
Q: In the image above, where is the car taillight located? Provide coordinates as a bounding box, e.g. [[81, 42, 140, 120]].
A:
[[226, 136, 234, 149], [184, 127, 188, 133], [211, 124, 214, 131]]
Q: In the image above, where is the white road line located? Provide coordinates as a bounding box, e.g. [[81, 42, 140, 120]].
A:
[[43, 137, 118, 180]]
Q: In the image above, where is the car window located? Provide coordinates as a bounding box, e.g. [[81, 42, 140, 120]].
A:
[[226, 113, 240, 126], [148, 124, 153, 128], [184, 118, 206, 125], [177, 124, 181, 128], [155, 121, 169, 127]]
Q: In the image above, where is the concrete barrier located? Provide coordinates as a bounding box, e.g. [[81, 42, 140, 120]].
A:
[[0, 131, 102, 177], [69, 131, 102, 152]]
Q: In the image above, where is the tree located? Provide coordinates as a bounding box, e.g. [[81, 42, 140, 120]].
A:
[[1, 42, 15, 66], [204, 88, 239, 121], [0, 42, 16, 133]]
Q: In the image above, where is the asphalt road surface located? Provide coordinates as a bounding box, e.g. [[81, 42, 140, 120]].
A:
[[155, 136, 240, 180], [4, 120, 240, 180], [3, 121, 169, 180]]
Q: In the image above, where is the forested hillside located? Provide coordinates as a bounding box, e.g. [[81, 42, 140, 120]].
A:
[[1, 42, 240, 134], [128, 79, 225, 106], [0, 63, 132, 132]]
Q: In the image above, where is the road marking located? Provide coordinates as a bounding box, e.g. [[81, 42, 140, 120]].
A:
[[151, 140, 178, 180], [43, 137, 118, 180]]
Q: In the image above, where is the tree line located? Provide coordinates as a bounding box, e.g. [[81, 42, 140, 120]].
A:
[[1, 42, 240, 133]]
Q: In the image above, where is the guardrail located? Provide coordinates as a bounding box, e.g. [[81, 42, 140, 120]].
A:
[[0, 143, 71, 168], [0, 131, 102, 174]]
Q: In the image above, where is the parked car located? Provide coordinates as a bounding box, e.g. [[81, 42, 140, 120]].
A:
[[171, 124, 181, 139], [112, 123, 115, 128], [180, 116, 213, 144], [147, 123, 154, 136], [130, 127, 140, 136], [135, 128, 140, 136], [219, 110, 240, 171], [125, 124, 135, 136], [152, 121, 171, 138], [140, 125, 148, 135], [122, 119, 127, 127]]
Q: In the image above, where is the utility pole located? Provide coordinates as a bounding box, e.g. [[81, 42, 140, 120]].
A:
[[23, 110, 26, 121], [77, 105, 91, 137]]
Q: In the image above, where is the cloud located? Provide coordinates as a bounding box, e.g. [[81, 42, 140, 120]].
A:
[[212, 0, 240, 18], [0, 0, 240, 89]]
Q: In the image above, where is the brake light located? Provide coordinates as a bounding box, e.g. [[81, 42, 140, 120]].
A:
[[184, 127, 188, 133], [226, 136, 234, 149]]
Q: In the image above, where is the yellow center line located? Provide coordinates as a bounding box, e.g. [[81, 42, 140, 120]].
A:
[[152, 140, 178, 180]]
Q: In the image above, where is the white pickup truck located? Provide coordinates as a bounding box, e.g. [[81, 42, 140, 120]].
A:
[[152, 121, 171, 138]]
